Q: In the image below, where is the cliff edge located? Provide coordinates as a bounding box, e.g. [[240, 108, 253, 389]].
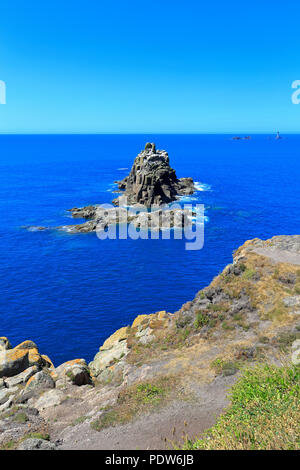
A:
[[1, 235, 300, 450]]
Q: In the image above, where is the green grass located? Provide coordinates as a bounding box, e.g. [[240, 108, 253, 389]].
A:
[[194, 312, 209, 329], [241, 268, 256, 280], [13, 412, 28, 424], [24, 432, 50, 441], [0, 432, 50, 450], [207, 304, 223, 312], [72, 415, 90, 426], [135, 383, 165, 403], [275, 331, 300, 351], [210, 358, 240, 376], [180, 327, 191, 341], [90, 410, 119, 431], [1, 440, 15, 450], [90, 376, 176, 432], [221, 321, 235, 331], [267, 301, 289, 321], [183, 363, 300, 450]]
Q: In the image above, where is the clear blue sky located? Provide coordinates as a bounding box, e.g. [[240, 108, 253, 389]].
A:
[[0, 0, 300, 133]]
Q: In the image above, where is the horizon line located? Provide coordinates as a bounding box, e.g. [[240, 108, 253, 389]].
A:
[[0, 131, 298, 136]]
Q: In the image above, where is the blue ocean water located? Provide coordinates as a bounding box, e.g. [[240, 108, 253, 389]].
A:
[[0, 134, 300, 365]]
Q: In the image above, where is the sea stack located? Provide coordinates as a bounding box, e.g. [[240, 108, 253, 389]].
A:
[[113, 142, 195, 207], [27, 143, 197, 233]]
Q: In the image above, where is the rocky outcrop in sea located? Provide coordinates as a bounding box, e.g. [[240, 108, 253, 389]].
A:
[[113, 142, 195, 207], [27, 143, 196, 234], [65, 206, 195, 233]]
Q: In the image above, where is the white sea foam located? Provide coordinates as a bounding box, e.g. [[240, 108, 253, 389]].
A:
[[194, 182, 212, 192], [190, 215, 209, 224], [177, 195, 198, 202], [26, 226, 42, 232]]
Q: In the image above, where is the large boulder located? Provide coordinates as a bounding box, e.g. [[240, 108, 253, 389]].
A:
[[0, 340, 44, 378], [55, 359, 92, 386], [33, 389, 66, 411], [24, 370, 55, 392], [17, 438, 57, 450], [0, 337, 12, 351], [0, 387, 18, 405], [4, 365, 38, 388], [89, 327, 130, 377]]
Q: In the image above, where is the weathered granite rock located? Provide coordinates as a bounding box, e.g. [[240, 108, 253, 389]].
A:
[[0, 341, 44, 378], [15, 340, 38, 350], [101, 327, 131, 351], [283, 296, 300, 308], [17, 438, 57, 450], [132, 208, 194, 230], [89, 326, 131, 377], [41, 354, 58, 380], [33, 389, 66, 411], [66, 207, 129, 233], [0, 396, 14, 412], [24, 370, 55, 392], [55, 359, 92, 386], [89, 311, 174, 381], [0, 338, 59, 411], [0, 337, 12, 351], [0, 388, 14, 405], [91, 341, 128, 376], [65, 205, 195, 234], [68, 205, 98, 219], [4, 365, 38, 388], [113, 143, 195, 207]]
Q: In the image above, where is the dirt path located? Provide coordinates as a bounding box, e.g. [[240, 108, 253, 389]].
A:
[[253, 247, 300, 266], [47, 332, 257, 450], [56, 374, 236, 450]]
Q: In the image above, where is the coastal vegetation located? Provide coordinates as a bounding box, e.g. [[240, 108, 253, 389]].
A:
[[90, 376, 178, 432], [183, 362, 300, 450]]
